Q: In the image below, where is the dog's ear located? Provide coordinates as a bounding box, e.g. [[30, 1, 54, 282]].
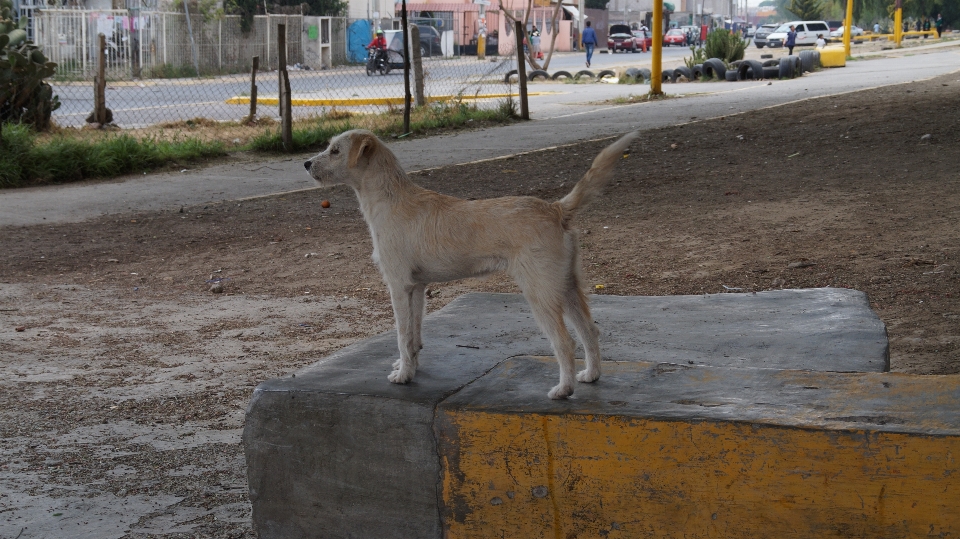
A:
[[348, 133, 378, 169]]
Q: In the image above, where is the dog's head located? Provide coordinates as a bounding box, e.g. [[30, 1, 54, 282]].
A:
[[303, 129, 381, 188]]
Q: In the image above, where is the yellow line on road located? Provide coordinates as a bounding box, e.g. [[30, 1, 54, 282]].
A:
[[225, 92, 555, 106]]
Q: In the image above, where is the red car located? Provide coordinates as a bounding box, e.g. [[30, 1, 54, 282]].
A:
[[663, 28, 687, 46], [608, 24, 639, 53], [632, 30, 652, 51]]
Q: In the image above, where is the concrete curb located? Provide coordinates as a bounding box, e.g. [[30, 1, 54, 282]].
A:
[[243, 288, 904, 538]]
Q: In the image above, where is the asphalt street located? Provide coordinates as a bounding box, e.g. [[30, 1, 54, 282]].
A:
[[3, 42, 958, 227]]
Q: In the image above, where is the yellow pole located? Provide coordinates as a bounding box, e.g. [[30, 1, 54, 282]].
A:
[[894, 7, 903, 47], [651, 0, 663, 95], [843, 0, 853, 57]]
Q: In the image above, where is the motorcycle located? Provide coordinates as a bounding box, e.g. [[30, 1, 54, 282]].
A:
[[365, 46, 391, 76]]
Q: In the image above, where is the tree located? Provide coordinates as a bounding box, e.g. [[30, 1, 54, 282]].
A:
[[226, 0, 346, 32], [788, 0, 824, 19], [501, 0, 566, 71]]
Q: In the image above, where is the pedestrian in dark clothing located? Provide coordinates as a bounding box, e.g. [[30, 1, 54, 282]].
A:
[[786, 25, 797, 56], [936, 14, 944, 37], [581, 20, 597, 67]]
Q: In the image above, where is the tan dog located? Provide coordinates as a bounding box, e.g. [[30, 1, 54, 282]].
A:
[[304, 129, 637, 399]]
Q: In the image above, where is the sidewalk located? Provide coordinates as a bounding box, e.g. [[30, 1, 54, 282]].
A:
[[1, 40, 958, 228]]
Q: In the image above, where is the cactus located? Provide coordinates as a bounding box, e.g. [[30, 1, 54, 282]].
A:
[[704, 29, 746, 64], [1, 0, 60, 132]]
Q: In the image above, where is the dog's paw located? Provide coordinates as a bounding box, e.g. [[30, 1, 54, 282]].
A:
[[576, 368, 600, 383], [547, 384, 574, 400], [388, 367, 415, 384], [392, 357, 403, 370]]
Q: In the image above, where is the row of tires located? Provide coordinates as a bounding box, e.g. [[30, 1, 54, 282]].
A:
[[504, 68, 617, 83], [653, 51, 822, 83], [504, 50, 822, 84]]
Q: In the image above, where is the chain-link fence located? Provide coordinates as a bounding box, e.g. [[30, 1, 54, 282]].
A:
[[33, 8, 519, 137]]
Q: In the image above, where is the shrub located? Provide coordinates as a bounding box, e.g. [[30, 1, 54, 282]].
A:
[[1, 0, 60, 131], [704, 28, 746, 64]]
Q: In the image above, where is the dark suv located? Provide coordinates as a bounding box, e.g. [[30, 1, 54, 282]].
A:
[[416, 25, 442, 56], [753, 23, 779, 48]]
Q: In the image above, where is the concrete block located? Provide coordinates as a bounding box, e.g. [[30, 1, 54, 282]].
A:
[[437, 357, 960, 538], [243, 289, 889, 538]]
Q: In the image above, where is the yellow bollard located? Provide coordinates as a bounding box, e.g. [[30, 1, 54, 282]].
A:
[[651, 0, 662, 95], [843, 0, 853, 57]]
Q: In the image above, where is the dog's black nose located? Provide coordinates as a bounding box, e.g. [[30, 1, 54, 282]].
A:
[[303, 161, 311, 171]]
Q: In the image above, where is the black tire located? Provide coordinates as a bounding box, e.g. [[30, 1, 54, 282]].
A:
[[574, 69, 595, 80], [737, 60, 764, 80], [791, 55, 803, 77], [597, 69, 616, 80], [763, 65, 781, 79], [702, 58, 726, 80], [762, 59, 779, 67], [528, 69, 550, 81], [755, 43, 765, 49], [798, 50, 816, 72], [692, 64, 704, 80], [504, 69, 517, 83], [812, 50, 821, 69], [778, 56, 794, 79], [673, 65, 694, 82], [730, 60, 744, 68], [760, 53, 773, 59], [551, 70, 572, 80], [638, 68, 652, 82], [724, 69, 739, 81], [624, 67, 640, 80], [662, 69, 676, 83]]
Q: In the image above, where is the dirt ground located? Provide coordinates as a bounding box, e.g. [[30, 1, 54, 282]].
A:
[[1, 70, 959, 538]]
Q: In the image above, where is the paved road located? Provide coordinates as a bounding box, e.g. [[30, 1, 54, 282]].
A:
[[4, 43, 959, 227], [50, 47, 695, 127]]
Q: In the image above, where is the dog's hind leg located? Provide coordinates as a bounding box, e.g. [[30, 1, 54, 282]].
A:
[[566, 286, 601, 383], [563, 236, 601, 383], [518, 278, 578, 399], [387, 282, 423, 384]]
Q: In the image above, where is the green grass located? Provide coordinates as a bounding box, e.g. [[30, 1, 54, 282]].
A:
[[1, 99, 518, 188], [0, 123, 227, 188], [247, 100, 518, 153]]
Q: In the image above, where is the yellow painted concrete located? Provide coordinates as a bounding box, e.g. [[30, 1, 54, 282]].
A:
[[820, 46, 847, 68], [224, 92, 552, 107], [440, 401, 959, 537]]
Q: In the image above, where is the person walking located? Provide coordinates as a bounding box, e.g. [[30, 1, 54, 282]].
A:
[[874, 22, 881, 34], [785, 24, 797, 56], [815, 33, 826, 48], [581, 20, 597, 67], [936, 14, 944, 38], [530, 25, 542, 60]]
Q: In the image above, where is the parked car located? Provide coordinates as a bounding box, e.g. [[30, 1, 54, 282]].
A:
[[753, 23, 780, 48], [383, 25, 443, 62], [830, 25, 864, 38], [766, 20, 831, 48], [632, 29, 652, 50], [827, 20, 843, 32], [663, 28, 686, 46], [608, 24, 639, 52]]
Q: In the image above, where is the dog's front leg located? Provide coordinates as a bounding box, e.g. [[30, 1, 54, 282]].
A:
[[387, 283, 423, 384]]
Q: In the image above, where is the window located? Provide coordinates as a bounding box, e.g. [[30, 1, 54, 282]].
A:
[[808, 23, 828, 32]]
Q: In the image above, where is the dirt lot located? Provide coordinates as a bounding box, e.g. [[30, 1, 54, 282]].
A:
[[1, 70, 959, 538]]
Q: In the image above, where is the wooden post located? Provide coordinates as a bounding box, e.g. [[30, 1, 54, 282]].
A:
[[410, 24, 425, 107], [514, 21, 529, 120], [95, 33, 107, 124], [248, 55, 259, 122], [278, 24, 293, 151]]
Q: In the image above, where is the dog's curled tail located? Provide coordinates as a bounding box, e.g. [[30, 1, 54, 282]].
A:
[[557, 131, 638, 221]]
